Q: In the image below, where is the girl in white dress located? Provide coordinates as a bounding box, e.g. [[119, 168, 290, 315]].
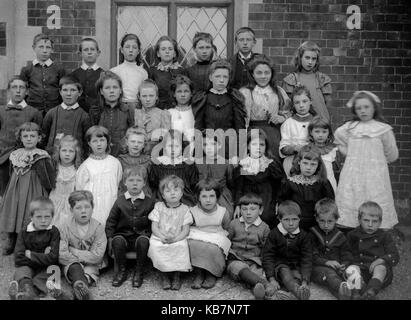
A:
[[335, 91, 399, 229], [49, 135, 82, 228], [76, 126, 122, 225]]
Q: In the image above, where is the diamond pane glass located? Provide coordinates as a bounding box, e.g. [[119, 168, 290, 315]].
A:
[[177, 7, 228, 66]]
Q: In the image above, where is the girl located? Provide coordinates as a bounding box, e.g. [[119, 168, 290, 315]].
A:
[[96, 71, 134, 157], [335, 91, 399, 230], [308, 117, 342, 194], [0, 122, 55, 255], [149, 129, 198, 207], [279, 86, 315, 176], [187, 178, 231, 289], [233, 129, 284, 229], [149, 36, 187, 110], [111, 33, 148, 110], [278, 145, 334, 230], [196, 135, 235, 218], [148, 175, 193, 290], [49, 135, 82, 227], [283, 41, 332, 122], [76, 126, 123, 225], [240, 54, 291, 160]]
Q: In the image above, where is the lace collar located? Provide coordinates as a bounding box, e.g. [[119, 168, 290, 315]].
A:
[[345, 120, 392, 138], [288, 174, 318, 185], [210, 88, 228, 95], [10, 148, 49, 168], [157, 155, 185, 165], [239, 155, 273, 175], [253, 85, 273, 95], [157, 62, 181, 71]]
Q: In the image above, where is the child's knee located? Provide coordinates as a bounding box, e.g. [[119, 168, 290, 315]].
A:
[[373, 264, 387, 279]]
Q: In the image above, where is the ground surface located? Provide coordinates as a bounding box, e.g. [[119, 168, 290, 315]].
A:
[[0, 231, 410, 300]]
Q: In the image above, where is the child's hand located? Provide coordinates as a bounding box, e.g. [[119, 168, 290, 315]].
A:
[[369, 258, 385, 273], [229, 156, 239, 167], [325, 260, 342, 270], [269, 114, 286, 125], [233, 206, 241, 219], [25, 250, 31, 259], [300, 280, 309, 290], [266, 278, 280, 296], [44, 246, 51, 254]]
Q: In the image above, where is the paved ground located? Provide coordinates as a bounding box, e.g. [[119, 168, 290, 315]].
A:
[[1, 228, 410, 300]]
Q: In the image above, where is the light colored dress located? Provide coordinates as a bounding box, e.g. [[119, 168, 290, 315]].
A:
[[168, 106, 195, 142], [111, 61, 148, 103], [75, 155, 123, 225], [335, 120, 399, 229], [147, 202, 193, 272], [50, 164, 76, 228]]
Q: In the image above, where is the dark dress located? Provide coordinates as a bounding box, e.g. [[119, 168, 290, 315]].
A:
[[185, 59, 213, 94], [278, 175, 335, 230], [233, 156, 284, 229]]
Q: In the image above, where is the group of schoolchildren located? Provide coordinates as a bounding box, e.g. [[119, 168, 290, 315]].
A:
[[0, 25, 401, 301]]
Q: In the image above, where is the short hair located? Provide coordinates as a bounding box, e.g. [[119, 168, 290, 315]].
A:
[[68, 190, 94, 209], [294, 41, 321, 73], [159, 175, 185, 195], [315, 198, 339, 220], [290, 85, 316, 116], [238, 193, 263, 207], [169, 75, 193, 105], [52, 134, 82, 169], [122, 166, 148, 183], [308, 116, 335, 145], [59, 75, 83, 91], [155, 35, 180, 63], [8, 76, 27, 89], [125, 126, 147, 141], [358, 201, 383, 221], [32, 33, 53, 47], [119, 33, 142, 65], [29, 196, 54, 217], [193, 32, 214, 48], [15, 122, 42, 148], [290, 145, 328, 182], [95, 71, 123, 101], [234, 27, 256, 42], [139, 79, 159, 97], [209, 59, 232, 77], [277, 200, 301, 219], [195, 178, 221, 199], [78, 37, 100, 52], [85, 125, 111, 153]]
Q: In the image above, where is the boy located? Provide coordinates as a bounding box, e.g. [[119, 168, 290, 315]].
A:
[[262, 200, 312, 300], [42, 75, 91, 153], [58, 190, 106, 300], [70, 37, 104, 122], [227, 193, 290, 300], [309, 198, 353, 300], [347, 201, 399, 300], [20, 33, 66, 116], [8, 197, 60, 300], [229, 27, 259, 89], [0, 77, 42, 195], [105, 166, 156, 288]]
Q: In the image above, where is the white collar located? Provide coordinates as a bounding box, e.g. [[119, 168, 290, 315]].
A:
[[157, 155, 184, 165], [254, 86, 273, 95], [27, 221, 52, 232], [239, 52, 253, 61], [210, 88, 228, 95], [61, 102, 79, 110], [125, 190, 145, 201], [81, 63, 99, 71], [7, 100, 27, 109], [33, 58, 53, 67], [239, 216, 262, 229], [277, 223, 300, 236]]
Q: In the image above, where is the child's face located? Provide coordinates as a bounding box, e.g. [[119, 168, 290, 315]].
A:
[[299, 158, 319, 177], [157, 40, 175, 64], [236, 31, 256, 55], [249, 137, 266, 159], [162, 183, 183, 205], [80, 40, 100, 65], [127, 133, 145, 156], [316, 212, 337, 233], [199, 189, 218, 212], [301, 50, 318, 72], [139, 87, 157, 109], [253, 64, 272, 88], [71, 200, 93, 226], [33, 39, 53, 62], [209, 68, 229, 92], [59, 142, 76, 166], [31, 209, 53, 230], [354, 98, 375, 122], [121, 39, 140, 63], [164, 138, 182, 159], [9, 79, 27, 104], [60, 83, 82, 106], [21, 130, 41, 150], [240, 203, 262, 224], [194, 40, 213, 62], [88, 135, 108, 156], [100, 78, 121, 105], [203, 138, 220, 159], [124, 174, 145, 196], [293, 93, 311, 116], [311, 127, 329, 145], [359, 212, 381, 234], [280, 213, 300, 233], [174, 83, 192, 106]]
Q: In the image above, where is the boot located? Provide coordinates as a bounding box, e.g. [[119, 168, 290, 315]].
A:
[[171, 272, 182, 290], [73, 280, 91, 300], [362, 278, 382, 300], [338, 281, 352, 300], [8, 280, 19, 300], [162, 273, 171, 290], [351, 288, 362, 300], [191, 268, 204, 289], [17, 278, 37, 300], [238, 268, 267, 299], [132, 267, 144, 288], [112, 267, 128, 287], [202, 271, 217, 289], [2, 232, 17, 256]]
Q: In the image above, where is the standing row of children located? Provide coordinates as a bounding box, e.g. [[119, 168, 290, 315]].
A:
[[0, 25, 400, 300]]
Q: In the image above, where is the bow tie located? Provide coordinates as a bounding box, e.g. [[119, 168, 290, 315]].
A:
[[6, 104, 23, 110]]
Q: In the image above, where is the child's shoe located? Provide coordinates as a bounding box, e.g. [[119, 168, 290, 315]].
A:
[[191, 268, 204, 289], [171, 272, 182, 290], [8, 281, 19, 300], [2, 233, 16, 256], [112, 267, 128, 287], [295, 284, 310, 300], [162, 273, 172, 290], [132, 268, 144, 288], [338, 281, 352, 300], [201, 272, 216, 289], [18, 279, 37, 300], [361, 288, 378, 300], [351, 289, 362, 300], [252, 282, 266, 300], [46, 280, 72, 300], [73, 280, 91, 300]]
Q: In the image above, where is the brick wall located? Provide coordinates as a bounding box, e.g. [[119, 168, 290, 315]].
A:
[[249, 0, 411, 222], [27, 0, 96, 71]]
